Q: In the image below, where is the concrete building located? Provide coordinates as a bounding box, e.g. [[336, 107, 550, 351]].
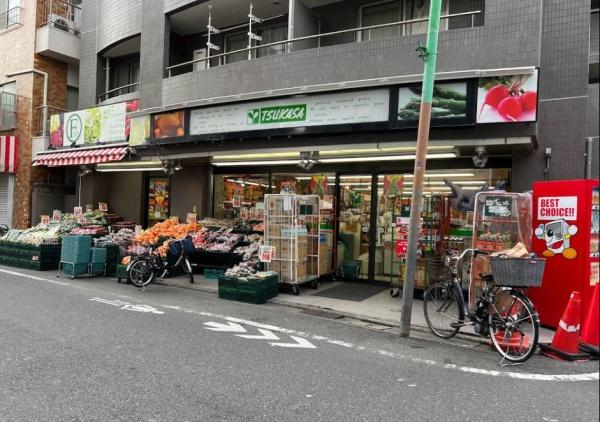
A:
[[0, 0, 80, 228], [28, 0, 599, 282]]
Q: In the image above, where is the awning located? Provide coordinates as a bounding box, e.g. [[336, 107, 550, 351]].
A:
[[0, 136, 18, 174], [34, 146, 129, 167]]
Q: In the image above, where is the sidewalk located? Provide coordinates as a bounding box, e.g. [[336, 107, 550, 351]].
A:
[[161, 274, 556, 343]]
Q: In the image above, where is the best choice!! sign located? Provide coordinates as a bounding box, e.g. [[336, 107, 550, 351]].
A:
[[248, 105, 307, 125], [537, 196, 578, 220]]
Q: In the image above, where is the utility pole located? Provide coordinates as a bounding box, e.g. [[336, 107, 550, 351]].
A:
[[399, 0, 443, 337]]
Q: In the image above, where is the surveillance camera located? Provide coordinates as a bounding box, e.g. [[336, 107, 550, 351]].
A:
[[472, 146, 488, 168]]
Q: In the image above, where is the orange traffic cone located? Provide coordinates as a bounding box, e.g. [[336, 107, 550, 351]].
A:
[[580, 284, 600, 357], [539, 291, 590, 361]]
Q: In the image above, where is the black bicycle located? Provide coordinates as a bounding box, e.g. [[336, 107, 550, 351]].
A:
[[0, 224, 9, 237], [423, 248, 542, 363], [127, 237, 194, 288]]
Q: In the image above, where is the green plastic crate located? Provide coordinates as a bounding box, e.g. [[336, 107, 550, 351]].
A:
[[91, 262, 106, 275], [204, 268, 225, 279], [90, 247, 107, 264], [218, 275, 277, 304], [61, 236, 92, 263], [62, 262, 89, 277]]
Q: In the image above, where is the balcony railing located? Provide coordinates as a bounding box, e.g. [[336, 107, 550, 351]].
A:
[[97, 82, 140, 103], [0, 92, 16, 131], [166, 10, 482, 78], [36, 105, 68, 137], [0, 6, 23, 31], [38, 0, 81, 36]]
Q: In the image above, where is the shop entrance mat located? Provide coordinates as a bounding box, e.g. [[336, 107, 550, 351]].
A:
[[311, 284, 387, 302]]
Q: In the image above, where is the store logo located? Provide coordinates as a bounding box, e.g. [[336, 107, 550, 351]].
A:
[[247, 104, 307, 125], [66, 114, 83, 143]]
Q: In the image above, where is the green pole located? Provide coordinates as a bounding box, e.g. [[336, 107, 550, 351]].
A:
[[399, 0, 443, 337]]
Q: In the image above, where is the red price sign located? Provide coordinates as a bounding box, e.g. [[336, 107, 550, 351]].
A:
[[40, 215, 50, 225], [396, 240, 408, 258], [259, 246, 275, 263]]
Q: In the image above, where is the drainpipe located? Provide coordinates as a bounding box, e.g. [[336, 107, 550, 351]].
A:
[[5, 69, 49, 136]]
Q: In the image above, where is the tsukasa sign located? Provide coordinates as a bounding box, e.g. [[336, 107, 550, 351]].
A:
[[537, 196, 578, 220], [189, 89, 390, 136]]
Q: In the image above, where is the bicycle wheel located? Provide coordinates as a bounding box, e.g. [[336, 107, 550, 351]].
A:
[[184, 257, 194, 284], [488, 291, 539, 363], [128, 259, 154, 288], [423, 282, 464, 339]]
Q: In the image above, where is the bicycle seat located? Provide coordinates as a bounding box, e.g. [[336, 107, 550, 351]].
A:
[[479, 273, 494, 282]]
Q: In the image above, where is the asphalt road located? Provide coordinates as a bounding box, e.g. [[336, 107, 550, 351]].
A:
[[1, 267, 598, 422]]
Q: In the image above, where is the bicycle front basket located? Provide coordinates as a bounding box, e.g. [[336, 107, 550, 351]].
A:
[[489, 256, 546, 287]]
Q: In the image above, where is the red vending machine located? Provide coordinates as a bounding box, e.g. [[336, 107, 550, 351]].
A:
[[529, 179, 600, 328]]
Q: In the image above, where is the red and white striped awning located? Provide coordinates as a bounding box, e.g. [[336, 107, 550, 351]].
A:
[[34, 146, 129, 167], [0, 136, 18, 174]]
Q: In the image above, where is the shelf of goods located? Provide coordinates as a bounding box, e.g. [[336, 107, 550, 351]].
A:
[[470, 192, 532, 309], [386, 195, 450, 291], [264, 194, 320, 295]]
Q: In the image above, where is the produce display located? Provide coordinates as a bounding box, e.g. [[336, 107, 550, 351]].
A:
[[94, 229, 135, 254], [71, 225, 107, 236], [134, 219, 200, 245], [226, 241, 262, 278], [1, 220, 77, 246]]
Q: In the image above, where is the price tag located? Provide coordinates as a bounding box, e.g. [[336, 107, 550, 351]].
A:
[[40, 215, 50, 225], [232, 196, 242, 208], [98, 202, 108, 212], [52, 210, 62, 222], [77, 214, 85, 224], [186, 213, 197, 224], [259, 246, 275, 263], [396, 240, 408, 258], [74, 206, 83, 216]]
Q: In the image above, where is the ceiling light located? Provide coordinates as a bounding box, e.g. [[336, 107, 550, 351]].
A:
[[213, 160, 298, 166], [96, 167, 164, 172], [319, 153, 456, 164], [96, 160, 163, 170], [403, 172, 475, 178]]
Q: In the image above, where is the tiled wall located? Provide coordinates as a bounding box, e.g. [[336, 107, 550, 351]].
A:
[[97, 0, 142, 52]]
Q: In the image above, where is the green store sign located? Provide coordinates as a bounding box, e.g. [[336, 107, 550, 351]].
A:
[[247, 104, 307, 125]]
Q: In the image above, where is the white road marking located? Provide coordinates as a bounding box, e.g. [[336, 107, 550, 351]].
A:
[[237, 328, 279, 340], [270, 336, 317, 349], [3, 267, 599, 382], [89, 298, 164, 314], [203, 321, 246, 332]]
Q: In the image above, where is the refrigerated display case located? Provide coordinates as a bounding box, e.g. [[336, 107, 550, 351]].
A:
[[529, 179, 600, 328], [470, 191, 533, 309]]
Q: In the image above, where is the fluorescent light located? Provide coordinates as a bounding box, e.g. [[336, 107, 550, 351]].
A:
[[320, 153, 456, 164], [403, 172, 475, 178], [96, 167, 163, 172], [213, 160, 298, 166], [96, 160, 162, 169]]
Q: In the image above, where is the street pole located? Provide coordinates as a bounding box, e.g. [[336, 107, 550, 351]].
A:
[[399, 0, 443, 337]]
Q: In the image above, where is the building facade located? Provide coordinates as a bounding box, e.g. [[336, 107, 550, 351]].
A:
[[0, 0, 80, 228], [28, 0, 599, 283]]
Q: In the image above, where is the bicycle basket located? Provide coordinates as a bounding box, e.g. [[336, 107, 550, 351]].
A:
[[489, 256, 546, 287]]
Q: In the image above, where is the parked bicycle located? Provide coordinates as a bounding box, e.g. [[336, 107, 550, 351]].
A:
[[423, 248, 545, 363], [127, 236, 194, 288], [0, 224, 9, 237]]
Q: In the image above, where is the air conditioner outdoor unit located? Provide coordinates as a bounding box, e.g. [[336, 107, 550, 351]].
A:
[[193, 48, 208, 71], [49, 13, 75, 32]]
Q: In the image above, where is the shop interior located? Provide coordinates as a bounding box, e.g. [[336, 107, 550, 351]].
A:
[[211, 168, 512, 288]]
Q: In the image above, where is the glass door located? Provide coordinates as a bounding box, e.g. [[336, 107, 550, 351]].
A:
[[338, 175, 374, 280]]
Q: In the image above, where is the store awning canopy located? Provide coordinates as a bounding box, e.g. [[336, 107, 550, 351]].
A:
[[33, 146, 129, 167]]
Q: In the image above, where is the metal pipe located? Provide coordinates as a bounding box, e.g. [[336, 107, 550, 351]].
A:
[[399, 0, 443, 338]]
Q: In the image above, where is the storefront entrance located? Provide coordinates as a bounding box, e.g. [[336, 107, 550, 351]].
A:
[[212, 168, 512, 286]]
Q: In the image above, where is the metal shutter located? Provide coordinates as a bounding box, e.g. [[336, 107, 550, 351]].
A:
[[0, 174, 9, 225]]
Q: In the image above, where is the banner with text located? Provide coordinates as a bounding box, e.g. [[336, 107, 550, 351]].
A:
[[189, 89, 390, 136]]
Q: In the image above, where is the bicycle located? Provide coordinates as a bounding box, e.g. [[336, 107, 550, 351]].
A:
[[423, 248, 544, 364], [127, 236, 194, 288]]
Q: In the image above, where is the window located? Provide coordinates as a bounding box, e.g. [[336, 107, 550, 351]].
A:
[[0, 82, 16, 130], [67, 86, 79, 111], [226, 23, 288, 64], [0, 0, 20, 30], [225, 32, 248, 64], [359, 0, 449, 41]]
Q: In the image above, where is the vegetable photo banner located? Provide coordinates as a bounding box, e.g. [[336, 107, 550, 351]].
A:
[[477, 70, 539, 123], [397, 82, 470, 127]]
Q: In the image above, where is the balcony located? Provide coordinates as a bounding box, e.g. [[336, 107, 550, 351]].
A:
[[0, 6, 22, 32], [166, 0, 483, 77], [96, 36, 141, 104], [35, 0, 81, 63], [0, 92, 16, 132]]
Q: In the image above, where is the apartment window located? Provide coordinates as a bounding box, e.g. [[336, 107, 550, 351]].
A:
[[0, 0, 20, 31], [226, 23, 288, 63], [67, 86, 79, 111], [0, 82, 16, 130], [359, 0, 448, 41]]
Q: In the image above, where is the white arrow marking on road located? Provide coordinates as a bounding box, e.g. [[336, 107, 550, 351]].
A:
[[203, 321, 246, 332], [90, 298, 164, 314], [270, 336, 316, 349], [236, 329, 279, 340]]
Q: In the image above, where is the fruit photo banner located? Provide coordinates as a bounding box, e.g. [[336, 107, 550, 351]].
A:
[[477, 70, 539, 123], [50, 100, 140, 148]]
